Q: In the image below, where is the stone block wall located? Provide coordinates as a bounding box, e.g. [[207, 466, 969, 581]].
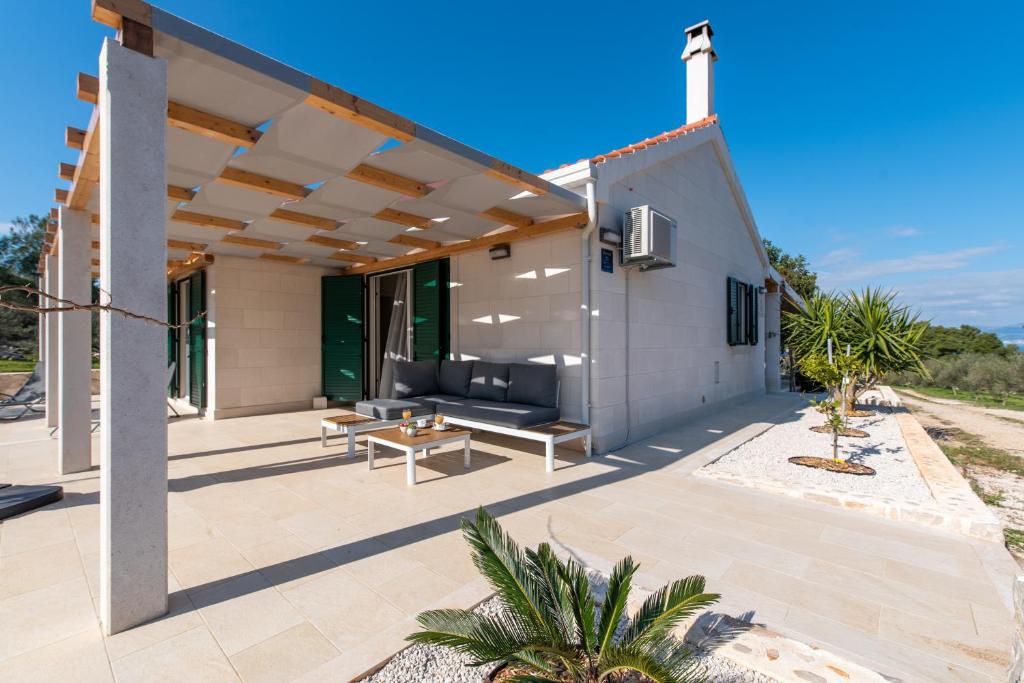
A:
[[205, 255, 341, 419]]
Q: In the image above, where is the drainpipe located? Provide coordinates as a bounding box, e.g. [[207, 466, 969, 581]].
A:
[[580, 179, 598, 426]]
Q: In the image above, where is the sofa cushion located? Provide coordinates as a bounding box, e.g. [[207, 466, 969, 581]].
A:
[[467, 361, 509, 402], [507, 363, 558, 408], [438, 360, 474, 397], [392, 360, 439, 398], [354, 399, 434, 420], [440, 398, 559, 429]]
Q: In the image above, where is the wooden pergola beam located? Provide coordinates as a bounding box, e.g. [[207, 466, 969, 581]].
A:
[[221, 234, 283, 250], [59, 162, 77, 182], [328, 251, 376, 265], [66, 127, 87, 151], [268, 208, 337, 231], [345, 163, 428, 198], [55, 189, 69, 203], [167, 101, 263, 148], [373, 207, 433, 230], [389, 233, 439, 250], [166, 238, 208, 252], [479, 207, 533, 229], [344, 211, 589, 275], [170, 209, 246, 232], [216, 167, 310, 200], [67, 111, 100, 210], [305, 79, 415, 142], [259, 253, 306, 264], [306, 234, 360, 251], [167, 185, 197, 202]]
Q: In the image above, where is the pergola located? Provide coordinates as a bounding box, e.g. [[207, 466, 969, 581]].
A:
[[42, 0, 588, 635]]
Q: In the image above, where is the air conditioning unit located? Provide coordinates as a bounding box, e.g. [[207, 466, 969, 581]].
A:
[[621, 206, 677, 270]]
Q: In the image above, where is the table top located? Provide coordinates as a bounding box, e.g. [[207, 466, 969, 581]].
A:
[[321, 414, 378, 426], [366, 426, 471, 447]]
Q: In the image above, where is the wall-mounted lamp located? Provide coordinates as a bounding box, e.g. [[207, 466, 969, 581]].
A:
[[489, 243, 511, 260], [599, 227, 622, 246]]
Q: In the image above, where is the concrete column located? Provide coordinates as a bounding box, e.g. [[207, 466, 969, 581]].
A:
[[98, 37, 168, 635], [58, 208, 94, 474], [44, 254, 60, 429], [764, 291, 782, 392]]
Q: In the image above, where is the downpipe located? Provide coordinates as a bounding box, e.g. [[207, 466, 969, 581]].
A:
[[580, 180, 597, 428]]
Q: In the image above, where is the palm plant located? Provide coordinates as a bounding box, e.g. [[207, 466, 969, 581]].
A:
[[785, 288, 927, 410], [409, 507, 720, 683]]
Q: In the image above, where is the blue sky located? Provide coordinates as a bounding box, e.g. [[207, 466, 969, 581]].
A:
[[2, 1, 1022, 326]]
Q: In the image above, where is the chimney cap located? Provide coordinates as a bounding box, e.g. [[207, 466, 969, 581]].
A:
[[684, 20, 713, 38]]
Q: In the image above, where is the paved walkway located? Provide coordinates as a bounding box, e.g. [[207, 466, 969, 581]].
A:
[[0, 393, 1017, 682]]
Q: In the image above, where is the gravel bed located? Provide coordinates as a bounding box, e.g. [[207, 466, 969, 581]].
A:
[[703, 398, 934, 504], [362, 594, 777, 683]]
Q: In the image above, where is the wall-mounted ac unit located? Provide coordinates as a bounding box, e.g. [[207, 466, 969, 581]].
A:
[[621, 205, 677, 270]]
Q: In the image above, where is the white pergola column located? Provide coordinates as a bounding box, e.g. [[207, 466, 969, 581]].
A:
[[44, 254, 60, 429], [98, 37, 168, 635], [58, 208, 94, 474], [37, 274, 46, 382]]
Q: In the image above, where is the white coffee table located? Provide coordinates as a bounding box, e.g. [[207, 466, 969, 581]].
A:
[[365, 426, 472, 485]]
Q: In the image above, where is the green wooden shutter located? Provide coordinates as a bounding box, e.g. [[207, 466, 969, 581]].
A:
[[412, 259, 450, 363], [167, 281, 179, 397], [187, 270, 206, 408], [322, 275, 365, 401], [726, 277, 739, 345], [748, 283, 759, 345]]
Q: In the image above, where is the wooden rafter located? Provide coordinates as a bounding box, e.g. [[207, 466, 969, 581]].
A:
[[221, 234, 283, 250], [345, 163, 428, 197], [77, 73, 99, 104], [305, 79, 415, 142], [259, 253, 306, 264], [344, 211, 589, 275], [65, 127, 86, 150], [170, 209, 246, 231], [67, 110, 100, 210], [479, 207, 533, 229], [49, 208, 59, 221], [373, 207, 433, 230], [167, 185, 197, 202], [268, 208, 337, 231], [328, 251, 376, 265], [389, 233, 439, 250], [55, 189, 68, 203], [59, 162, 76, 182], [167, 239, 208, 252], [167, 101, 263, 147], [305, 235, 360, 251], [485, 161, 549, 196], [217, 167, 310, 200], [93, 0, 152, 30]]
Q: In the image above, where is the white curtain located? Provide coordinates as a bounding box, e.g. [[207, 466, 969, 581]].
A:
[[378, 271, 410, 399]]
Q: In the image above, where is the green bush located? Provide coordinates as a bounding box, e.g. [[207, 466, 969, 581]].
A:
[[889, 353, 1024, 397]]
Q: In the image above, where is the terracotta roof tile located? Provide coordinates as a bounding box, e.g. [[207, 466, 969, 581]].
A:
[[545, 115, 718, 174]]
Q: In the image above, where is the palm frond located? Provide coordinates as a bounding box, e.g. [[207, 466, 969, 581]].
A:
[[525, 543, 574, 644], [621, 576, 719, 646], [410, 609, 536, 664], [599, 639, 704, 683], [596, 556, 636, 658], [462, 507, 550, 634], [556, 555, 597, 657]]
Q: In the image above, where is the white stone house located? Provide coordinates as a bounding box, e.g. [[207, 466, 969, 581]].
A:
[[40, 2, 800, 632]]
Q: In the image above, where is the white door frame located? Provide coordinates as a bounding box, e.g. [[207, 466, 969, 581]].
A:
[[368, 269, 413, 398]]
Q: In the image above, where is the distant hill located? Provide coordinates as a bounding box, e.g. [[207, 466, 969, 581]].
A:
[[982, 325, 1024, 346]]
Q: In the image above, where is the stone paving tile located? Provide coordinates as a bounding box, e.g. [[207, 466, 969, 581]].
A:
[[103, 589, 204, 662], [0, 576, 97, 660], [229, 622, 339, 683], [0, 625, 113, 682], [0, 538, 85, 600], [110, 626, 239, 683]]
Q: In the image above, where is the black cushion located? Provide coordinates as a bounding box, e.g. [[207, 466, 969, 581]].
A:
[[0, 485, 64, 521], [392, 360, 439, 398], [438, 360, 474, 397], [507, 363, 558, 408], [467, 361, 509, 402], [355, 399, 434, 420], [440, 398, 559, 429]]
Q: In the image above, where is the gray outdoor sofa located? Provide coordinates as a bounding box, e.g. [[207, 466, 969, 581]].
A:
[[355, 360, 590, 471]]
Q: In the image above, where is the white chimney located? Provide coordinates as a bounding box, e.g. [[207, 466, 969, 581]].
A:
[[681, 20, 716, 124]]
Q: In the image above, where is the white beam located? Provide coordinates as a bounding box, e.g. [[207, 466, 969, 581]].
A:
[[98, 38, 169, 635], [44, 254, 59, 429], [58, 208, 94, 474]]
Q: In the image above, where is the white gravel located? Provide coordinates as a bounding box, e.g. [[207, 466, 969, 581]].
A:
[[703, 398, 934, 505], [362, 590, 777, 683]]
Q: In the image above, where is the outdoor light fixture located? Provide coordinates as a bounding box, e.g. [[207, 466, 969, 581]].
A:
[[599, 227, 622, 246], [489, 243, 511, 260]]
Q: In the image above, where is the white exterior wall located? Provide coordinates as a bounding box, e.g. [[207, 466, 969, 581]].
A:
[[450, 231, 584, 423], [588, 140, 767, 450], [205, 255, 341, 419]]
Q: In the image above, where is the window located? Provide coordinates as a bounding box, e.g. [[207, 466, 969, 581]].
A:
[[727, 277, 759, 346]]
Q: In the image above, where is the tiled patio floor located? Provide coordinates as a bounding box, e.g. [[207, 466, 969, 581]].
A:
[[0, 393, 1017, 682]]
